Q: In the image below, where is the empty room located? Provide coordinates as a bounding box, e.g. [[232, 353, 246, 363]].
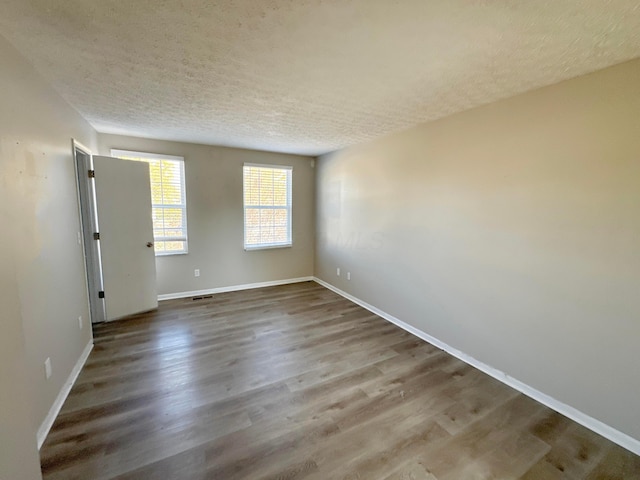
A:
[[1, 1, 639, 479]]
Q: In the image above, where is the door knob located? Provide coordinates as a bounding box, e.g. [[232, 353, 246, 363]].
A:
[[146, 242, 154, 248]]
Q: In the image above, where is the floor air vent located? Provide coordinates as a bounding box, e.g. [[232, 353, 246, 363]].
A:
[[192, 295, 213, 301]]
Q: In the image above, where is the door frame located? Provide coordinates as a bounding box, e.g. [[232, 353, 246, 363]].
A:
[[72, 139, 107, 324]]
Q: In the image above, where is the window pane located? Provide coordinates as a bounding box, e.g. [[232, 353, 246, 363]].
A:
[[111, 150, 188, 255], [162, 208, 183, 228], [160, 160, 183, 205], [245, 208, 260, 228], [274, 209, 287, 225], [259, 169, 275, 205], [149, 162, 163, 204], [260, 209, 275, 228], [274, 226, 287, 243], [163, 241, 185, 252], [243, 165, 292, 249], [152, 209, 165, 231], [245, 227, 260, 245], [244, 171, 259, 205]]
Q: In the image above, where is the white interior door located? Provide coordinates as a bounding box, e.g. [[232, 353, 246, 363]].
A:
[[93, 156, 157, 321]]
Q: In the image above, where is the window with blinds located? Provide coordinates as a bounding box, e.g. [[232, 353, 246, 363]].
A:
[[111, 150, 188, 255], [243, 164, 292, 250]]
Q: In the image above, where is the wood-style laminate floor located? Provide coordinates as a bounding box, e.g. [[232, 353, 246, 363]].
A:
[[41, 281, 639, 479]]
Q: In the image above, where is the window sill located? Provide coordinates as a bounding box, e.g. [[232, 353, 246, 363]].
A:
[[155, 251, 189, 257], [244, 244, 292, 251]]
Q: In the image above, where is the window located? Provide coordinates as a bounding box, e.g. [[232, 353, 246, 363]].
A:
[[111, 150, 188, 255], [243, 163, 292, 250]]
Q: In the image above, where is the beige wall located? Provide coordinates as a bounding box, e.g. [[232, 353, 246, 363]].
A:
[[98, 134, 315, 296], [0, 192, 42, 480], [1, 35, 97, 476], [316, 59, 640, 441]]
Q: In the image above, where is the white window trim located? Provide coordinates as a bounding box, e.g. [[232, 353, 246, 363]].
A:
[[243, 163, 293, 251], [111, 149, 188, 256]]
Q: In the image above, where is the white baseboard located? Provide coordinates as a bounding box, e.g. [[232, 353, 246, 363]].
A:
[[312, 277, 640, 456], [158, 276, 315, 301], [37, 340, 93, 449]]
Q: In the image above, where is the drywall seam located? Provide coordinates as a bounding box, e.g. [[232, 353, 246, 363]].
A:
[[312, 277, 640, 456], [157, 276, 315, 301], [37, 340, 94, 449]]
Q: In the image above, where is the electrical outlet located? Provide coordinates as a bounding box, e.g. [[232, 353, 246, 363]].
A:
[[78, 316, 83, 329], [337, 267, 340, 276], [44, 358, 52, 380], [347, 272, 351, 281], [77, 231, 82, 245], [194, 269, 200, 277]]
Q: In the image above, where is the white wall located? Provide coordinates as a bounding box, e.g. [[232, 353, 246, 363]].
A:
[[98, 134, 315, 296], [0, 32, 96, 472], [316, 59, 640, 442]]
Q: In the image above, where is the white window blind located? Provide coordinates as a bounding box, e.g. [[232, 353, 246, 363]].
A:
[[243, 163, 292, 250], [111, 149, 188, 255]]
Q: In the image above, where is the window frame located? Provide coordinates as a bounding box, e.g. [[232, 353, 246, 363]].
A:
[[243, 163, 293, 251], [111, 149, 188, 256]]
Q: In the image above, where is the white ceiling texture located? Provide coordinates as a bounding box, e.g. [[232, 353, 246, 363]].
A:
[[1, 0, 640, 155]]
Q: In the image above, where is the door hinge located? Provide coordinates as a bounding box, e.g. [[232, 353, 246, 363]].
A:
[[88, 169, 95, 178], [93, 232, 100, 240], [98, 291, 105, 299]]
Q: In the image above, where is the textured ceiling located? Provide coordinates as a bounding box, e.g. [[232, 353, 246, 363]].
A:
[[1, 1, 640, 156]]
